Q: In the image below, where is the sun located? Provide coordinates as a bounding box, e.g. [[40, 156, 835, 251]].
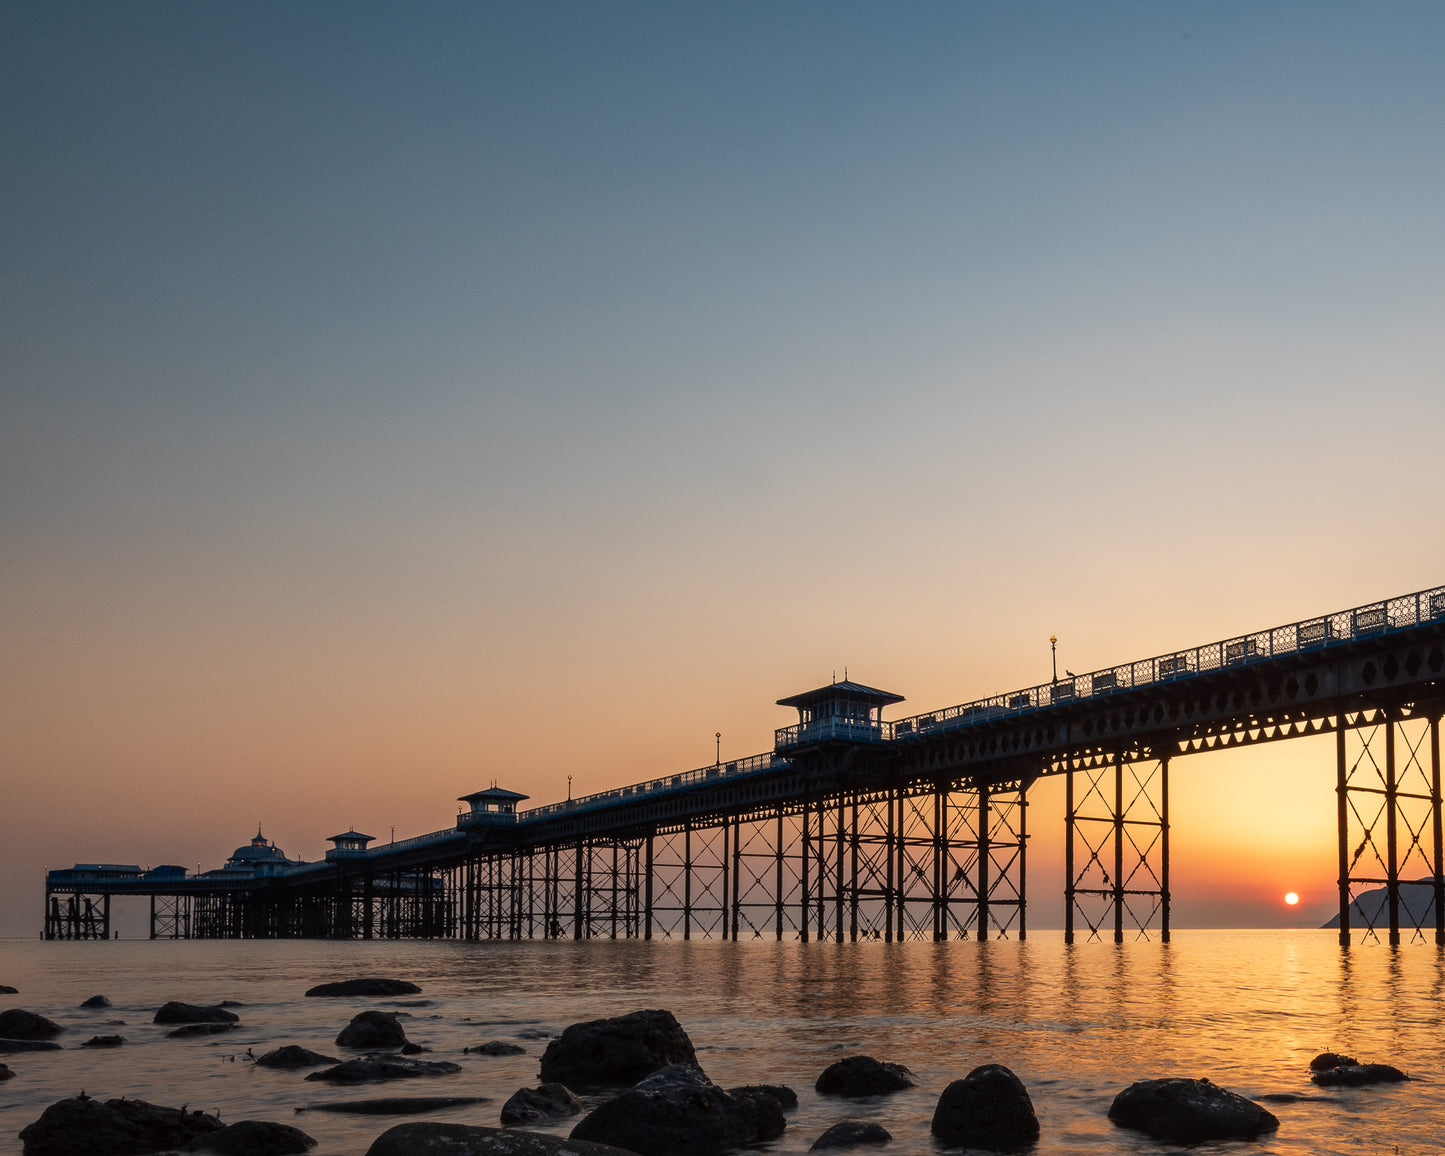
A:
[[1284, 892, 1300, 906]]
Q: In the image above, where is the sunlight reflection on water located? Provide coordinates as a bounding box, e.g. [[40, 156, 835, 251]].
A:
[[1, 930, 1442, 1155]]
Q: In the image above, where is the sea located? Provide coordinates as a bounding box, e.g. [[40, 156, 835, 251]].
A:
[[1, 930, 1441, 1156]]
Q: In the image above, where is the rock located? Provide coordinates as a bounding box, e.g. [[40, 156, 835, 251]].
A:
[[154, 1002, 238, 1025], [0, 985, 17, 994], [390, 999, 435, 1007], [306, 979, 422, 997], [367, 1122, 638, 1155], [930, 1064, 1039, 1150], [727, 1084, 798, 1110], [466, 1040, 526, 1056], [305, 1055, 462, 1084], [219, 1000, 245, 1008], [81, 1035, 125, 1047], [811, 1121, 893, 1149], [728, 1086, 786, 1141], [167, 1023, 239, 1038], [0, 1062, 13, 1080], [1256, 1093, 1340, 1103], [178, 1119, 317, 1154], [815, 1056, 915, 1098], [0, 1039, 62, 1052], [634, 1063, 712, 1090], [514, 1028, 556, 1040], [78, 996, 111, 1009], [1311, 1063, 1409, 1087], [255, 1045, 339, 1069], [1310, 1051, 1358, 1070], [0, 1010, 63, 1039], [400, 1041, 430, 1055], [570, 1077, 755, 1156], [337, 1010, 408, 1049], [18, 1095, 225, 1155], [540, 1009, 697, 1088], [310, 1096, 492, 1115], [500, 1083, 582, 1126], [1108, 1077, 1280, 1143]]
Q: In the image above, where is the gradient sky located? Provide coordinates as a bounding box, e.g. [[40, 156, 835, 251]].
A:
[[3, 2, 1444, 938]]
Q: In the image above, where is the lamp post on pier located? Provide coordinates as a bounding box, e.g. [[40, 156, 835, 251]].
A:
[[1051, 635, 1058, 686]]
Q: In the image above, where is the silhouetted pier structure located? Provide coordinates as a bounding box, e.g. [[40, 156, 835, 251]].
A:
[[44, 586, 1445, 947]]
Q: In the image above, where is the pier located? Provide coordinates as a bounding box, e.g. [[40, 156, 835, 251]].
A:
[[44, 586, 1445, 947]]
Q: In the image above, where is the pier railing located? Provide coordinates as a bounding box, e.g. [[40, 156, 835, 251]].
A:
[[524, 751, 786, 822], [892, 585, 1445, 741]]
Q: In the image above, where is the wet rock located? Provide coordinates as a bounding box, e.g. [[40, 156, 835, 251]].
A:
[[1310, 1051, 1358, 1071], [569, 1071, 755, 1156], [400, 1041, 430, 1055], [466, 1040, 526, 1056], [390, 999, 434, 1007], [634, 1063, 712, 1090], [310, 1096, 492, 1115], [811, 1121, 893, 1149], [81, 1035, 125, 1047], [0, 1062, 13, 1080], [18, 1094, 225, 1155], [255, 1045, 339, 1070], [1311, 1063, 1409, 1087], [500, 1083, 582, 1126], [167, 1023, 239, 1038], [154, 1001, 238, 1025], [728, 1086, 786, 1141], [0, 985, 17, 994], [815, 1056, 915, 1098], [1108, 1077, 1279, 1143], [366, 1122, 638, 1155], [930, 1064, 1039, 1150], [540, 1009, 698, 1088], [0, 1009, 63, 1039], [0, 1039, 61, 1053], [1256, 1093, 1340, 1103], [514, 1028, 556, 1040], [306, 978, 421, 998], [305, 1055, 462, 1084], [727, 1083, 798, 1110], [78, 996, 111, 1009], [178, 1119, 317, 1154], [337, 1010, 408, 1049]]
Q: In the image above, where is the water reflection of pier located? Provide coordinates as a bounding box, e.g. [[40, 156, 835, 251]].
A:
[[43, 586, 1445, 948]]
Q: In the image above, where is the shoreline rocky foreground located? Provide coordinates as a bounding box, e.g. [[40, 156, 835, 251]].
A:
[[2, 979, 1415, 1154]]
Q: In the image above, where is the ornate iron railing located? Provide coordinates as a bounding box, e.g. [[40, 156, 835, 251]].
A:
[[523, 751, 786, 822]]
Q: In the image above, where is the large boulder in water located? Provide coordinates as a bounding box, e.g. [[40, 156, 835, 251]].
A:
[[18, 1095, 225, 1155], [930, 1064, 1039, 1149], [306, 978, 421, 998], [305, 1055, 462, 1084], [0, 1009, 63, 1039], [366, 1122, 640, 1155], [539, 1009, 697, 1087], [154, 1001, 238, 1025], [1109, 1077, 1279, 1143], [815, 1055, 915, 1098], [255, 1045, 338, 1069], [337, 1010, 408, 1049], [1311, 1062, 1409, 1087], [178, 1119, 317, 1154], [500, 1083, 582, 1126], [569, 1066, 758, 1155]]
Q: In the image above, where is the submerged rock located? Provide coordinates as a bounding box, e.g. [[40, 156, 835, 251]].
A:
[[366, 1122, 637, 1155], [0, 1010, 63, 1040], [500, 1083, 582, 1126], [310, 1096, 492, 1115], [18, 1095, 225, 1155], [255, 1045, 338, 1070], [306, 979, 421, 998], [815, 1056, 915, 1098], [305, 1055, 462, 1084], [540, 1009, 698, 1088], [0, 1062, 13, 1080], [1310, 1051, 1358, 1071], [0, 985, 18, 994], [337, 1010, 408, 1049], [811, 1121, 893, 1149], [81, 1035, 125, 1047], [930, 1064, 1039, 1150], [154, 1002, 238, 1025], [167, 1023, 239, 1038], [78, 996, 111, 1009], [0, 1039, 61, 1053], [1109, 1077, 1279, 1143], [1311, 1063, 1409, 1087], [177, 1119, 317, 1154], [466, 1040, 526, 1056]]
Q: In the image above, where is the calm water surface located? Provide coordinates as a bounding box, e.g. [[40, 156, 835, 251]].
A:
[[1, 930, 1441, 1155]]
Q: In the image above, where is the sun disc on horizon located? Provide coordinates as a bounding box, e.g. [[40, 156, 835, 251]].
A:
[[1285, 892, 1300, 906]]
